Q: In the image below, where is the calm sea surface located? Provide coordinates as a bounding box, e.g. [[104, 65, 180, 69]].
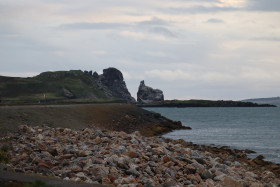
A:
[[143, 107, 280, 163]]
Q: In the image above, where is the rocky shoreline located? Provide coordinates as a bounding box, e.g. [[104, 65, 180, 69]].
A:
[[1, 125, 279, 186]]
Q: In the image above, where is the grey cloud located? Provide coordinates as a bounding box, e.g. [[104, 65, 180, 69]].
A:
[[150, 27, 176, 38], [59, 22, 128, 30], [250, 37, 280, 42], [0, 34, 61, 72], [126, 12, 146, 17], [135, 18, 175, 38], [138, 17, 168, 26], [206, 18, 224, 23], [160, 1, 280, 14], [247, 0, 280, 11], [159, 5, 238, 14]]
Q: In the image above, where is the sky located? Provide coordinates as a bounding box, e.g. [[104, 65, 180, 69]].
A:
[[1, 0, 280, 100]]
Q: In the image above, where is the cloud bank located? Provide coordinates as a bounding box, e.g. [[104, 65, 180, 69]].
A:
[[1, 0, 280, 100]]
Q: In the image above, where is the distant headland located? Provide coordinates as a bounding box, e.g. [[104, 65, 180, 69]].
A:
[[0, 67, 135, 105], [0, 67, 276, 107]]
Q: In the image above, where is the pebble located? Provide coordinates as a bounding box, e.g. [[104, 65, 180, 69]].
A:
[[1, 125, 279, 186]]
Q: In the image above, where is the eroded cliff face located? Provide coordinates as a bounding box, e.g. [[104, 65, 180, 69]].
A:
[[99, 67, 136, 103], [137, 80, 164, 104]]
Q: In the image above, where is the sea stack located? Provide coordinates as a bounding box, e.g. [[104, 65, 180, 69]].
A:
[[99, 67, 136, 103], [137, 80, 164, 104]]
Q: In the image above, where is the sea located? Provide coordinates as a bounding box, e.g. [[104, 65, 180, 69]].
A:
[[143, 107, 280, 164]]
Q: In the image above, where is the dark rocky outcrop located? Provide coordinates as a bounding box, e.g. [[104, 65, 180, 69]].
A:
[[137, 80, 164, 104], [92, 71, 99, 79], [99, 68, 136, 103]]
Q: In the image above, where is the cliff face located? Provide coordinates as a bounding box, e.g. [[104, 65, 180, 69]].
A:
[[137, 80, 164, 104], [0, 67, 136, 104], [99, 68, 136, 103]]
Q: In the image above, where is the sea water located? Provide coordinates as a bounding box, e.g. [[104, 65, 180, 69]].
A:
[[143, 107, 280, 163]]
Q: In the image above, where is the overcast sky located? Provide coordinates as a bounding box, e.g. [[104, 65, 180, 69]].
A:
[[1, 0, 280, 100]]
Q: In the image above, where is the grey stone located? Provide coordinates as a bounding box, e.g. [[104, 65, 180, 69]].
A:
[[137, 80, 164, 104], [62, 88, 75, 99], [100, 67, 136, 103], [126, 167, 140, 177], [200, 170, 213, 179]]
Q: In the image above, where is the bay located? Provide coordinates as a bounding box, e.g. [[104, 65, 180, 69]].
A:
[[144, 107, 280, 163]]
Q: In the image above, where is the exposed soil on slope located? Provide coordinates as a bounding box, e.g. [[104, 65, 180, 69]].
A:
[[0, 103, 190, 137]]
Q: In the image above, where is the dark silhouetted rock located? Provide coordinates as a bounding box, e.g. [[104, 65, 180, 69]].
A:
[[99, 67, 136, 103], [137, 80, 164, 104], [92, 71, 99, 78]]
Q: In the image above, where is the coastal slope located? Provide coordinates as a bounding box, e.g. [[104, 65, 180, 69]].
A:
[[0, 103, 189, 137]]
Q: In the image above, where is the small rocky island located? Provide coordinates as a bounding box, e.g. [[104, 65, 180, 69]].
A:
[[137, 81, 164, 104]]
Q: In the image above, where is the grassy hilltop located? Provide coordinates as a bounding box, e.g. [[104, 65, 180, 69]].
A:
[[0, 68, 135, 105]]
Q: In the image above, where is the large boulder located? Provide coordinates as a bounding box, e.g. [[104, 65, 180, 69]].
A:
[[137, 81, 164, 104], [99, 67, 136, 103]]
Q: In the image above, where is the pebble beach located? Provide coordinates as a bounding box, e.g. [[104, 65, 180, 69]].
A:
[[1, 125, 280, 186]]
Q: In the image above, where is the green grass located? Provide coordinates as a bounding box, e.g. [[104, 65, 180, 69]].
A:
[[0, 70, 116, 105]]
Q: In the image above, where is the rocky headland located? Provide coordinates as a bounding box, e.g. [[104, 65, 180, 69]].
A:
[[1, 125, 279, 186], [0, 67, 135, 104]]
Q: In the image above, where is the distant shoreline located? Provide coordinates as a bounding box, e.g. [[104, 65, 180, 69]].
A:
[[137, 99, 276, 107]]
